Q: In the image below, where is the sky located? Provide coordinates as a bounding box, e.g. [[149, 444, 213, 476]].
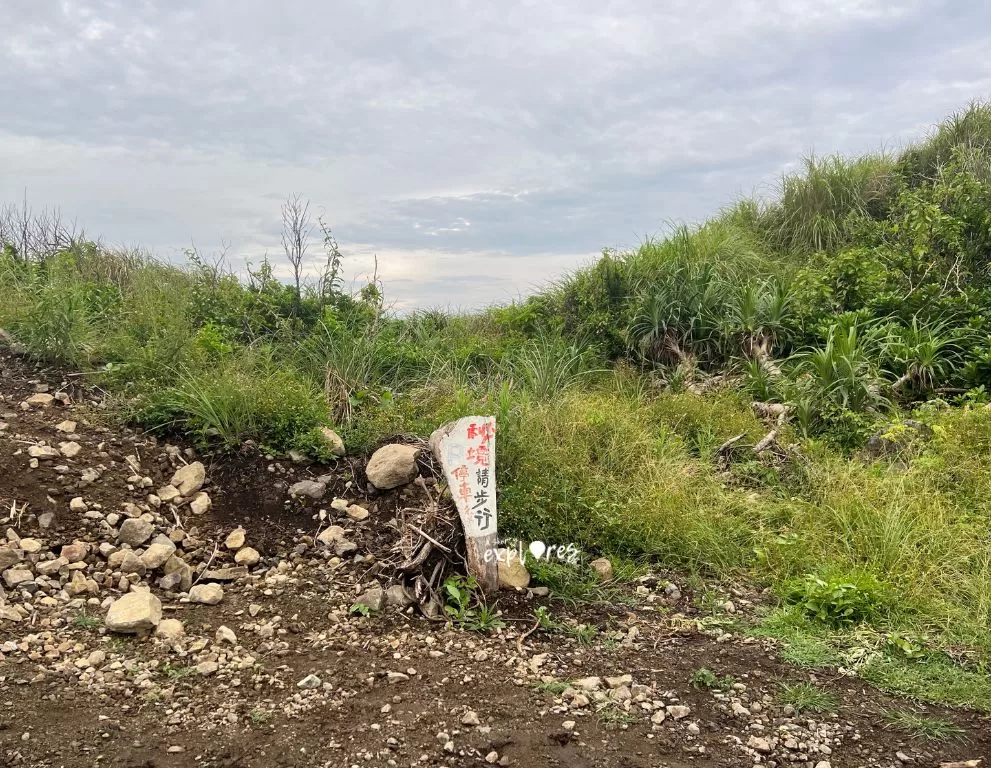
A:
[[1, 1, 990, 310]]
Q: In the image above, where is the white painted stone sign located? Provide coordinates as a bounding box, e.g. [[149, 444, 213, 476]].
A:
[[429, 415, 499, 591]]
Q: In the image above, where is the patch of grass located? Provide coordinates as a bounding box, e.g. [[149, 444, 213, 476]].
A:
[[526, 558, 638, 606], [534, 680, 570, 695], [861, 656, 991, 712], [597, 704, 635, 726], [249, 709, 271, 726], [161, 662, 196, 679], [883, 709, 966, 741], [750, 608, 843, 668], [72, 613, 101, 630], [777, 682, 837, 713]]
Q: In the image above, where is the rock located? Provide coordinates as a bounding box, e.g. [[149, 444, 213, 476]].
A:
[[604, 674, 632, 689], [202, 566, 247, 581], [650, 710, 666, 724], [69, 497, 87, 513], [87, 649, 106, 667], [316, 525, 346, 546], [234, 547, 260, 567], [155, 618, 185, 641], [574, 677, 602, 691], [334, 538, 358, 557], [666, 705, 691, 720], [748, 735, 772, 753], [215, 625, 237, 645], [865, 419, 933, 459], [25, 393, 54, 407], [188, 583, 224, 605], [330, 498, 350, 512], [189, 492, 211, 515], [461, 711, 480, 726], [61, 541, 89, 562], [58, 441, 82, 458], [171, 461, 206, 495], [65, 570, 95, 596], [562, 720, 576, 731], [354, 587, 386, 612], [0, 605, 23, 622], [55, 420, 77, 433], [17, 538, 43, 554], [385, 584, 414, 609], [496, 550, 530, 589], [27, 444, 60, 460], [0, 547, 22, 570], [289, 480, 327, 500], [140, 535, 176, 570], [224, 528, 246, 550], [37, 512, 55, 529], [105, 591, 162, 633], [365, 444, 420, 490], [119, 550, 146, 575], [297, 674, 322, 689], [3, 568, 33, 588], [118, 518, 154, 547], [37, 557, 68, 576], [157, 485, 181, 503], [319, 427, 346, 457], [347, 504, 370, 521], [196, 661, 219, 676], [589, 557, 613, 581]]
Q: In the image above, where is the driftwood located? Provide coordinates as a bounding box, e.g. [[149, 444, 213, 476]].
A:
[[715, 429, 782, 468]]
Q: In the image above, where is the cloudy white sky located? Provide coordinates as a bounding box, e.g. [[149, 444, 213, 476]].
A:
[[1, 1, 989, 309]]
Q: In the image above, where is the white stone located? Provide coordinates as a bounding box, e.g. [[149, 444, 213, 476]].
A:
[[170, 461, 206, 495], [189, 492, 211, 515], [105, 591, 162, 633], [188, 583, 224, 605]]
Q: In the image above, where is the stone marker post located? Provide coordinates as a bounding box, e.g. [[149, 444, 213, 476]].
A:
[[429, 415, 499, 592]]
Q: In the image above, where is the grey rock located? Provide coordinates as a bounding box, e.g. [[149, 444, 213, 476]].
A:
[[118, 518, 154, 547], [289, 480, 327, 500], [365, 444, 420, 490], [354, 587, 386, 612]]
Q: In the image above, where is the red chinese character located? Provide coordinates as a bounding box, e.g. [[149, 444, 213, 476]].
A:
[[466, 444, 490, 466], [451, 465, 469, 481], [467, 422, 494, 440]]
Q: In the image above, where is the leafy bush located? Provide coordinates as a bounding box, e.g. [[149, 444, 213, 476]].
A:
[[785, 573, 887, 627]]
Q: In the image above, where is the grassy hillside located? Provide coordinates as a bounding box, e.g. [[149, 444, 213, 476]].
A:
[[4, 103, 991, 709]]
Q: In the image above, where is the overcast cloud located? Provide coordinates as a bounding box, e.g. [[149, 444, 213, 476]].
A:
[[1, 1, 989, 309]]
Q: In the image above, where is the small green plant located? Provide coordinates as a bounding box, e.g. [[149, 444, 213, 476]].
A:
[[249, 709, 271, 726], [690, 667, 735, 691], [161, 662, 196, 679], [597, 703, 635, 726], [785, 573, 886, 627], [778, 682, 838, 713], [443, 575, 505, 632], [883, 709, 965, 741], [72, 613, 101, 630], [349, 603, 376, 617], [534, 680, 571, 695]]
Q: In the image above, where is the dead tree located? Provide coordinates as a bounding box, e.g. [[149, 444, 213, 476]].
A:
[[281, 194, 312, 315]]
